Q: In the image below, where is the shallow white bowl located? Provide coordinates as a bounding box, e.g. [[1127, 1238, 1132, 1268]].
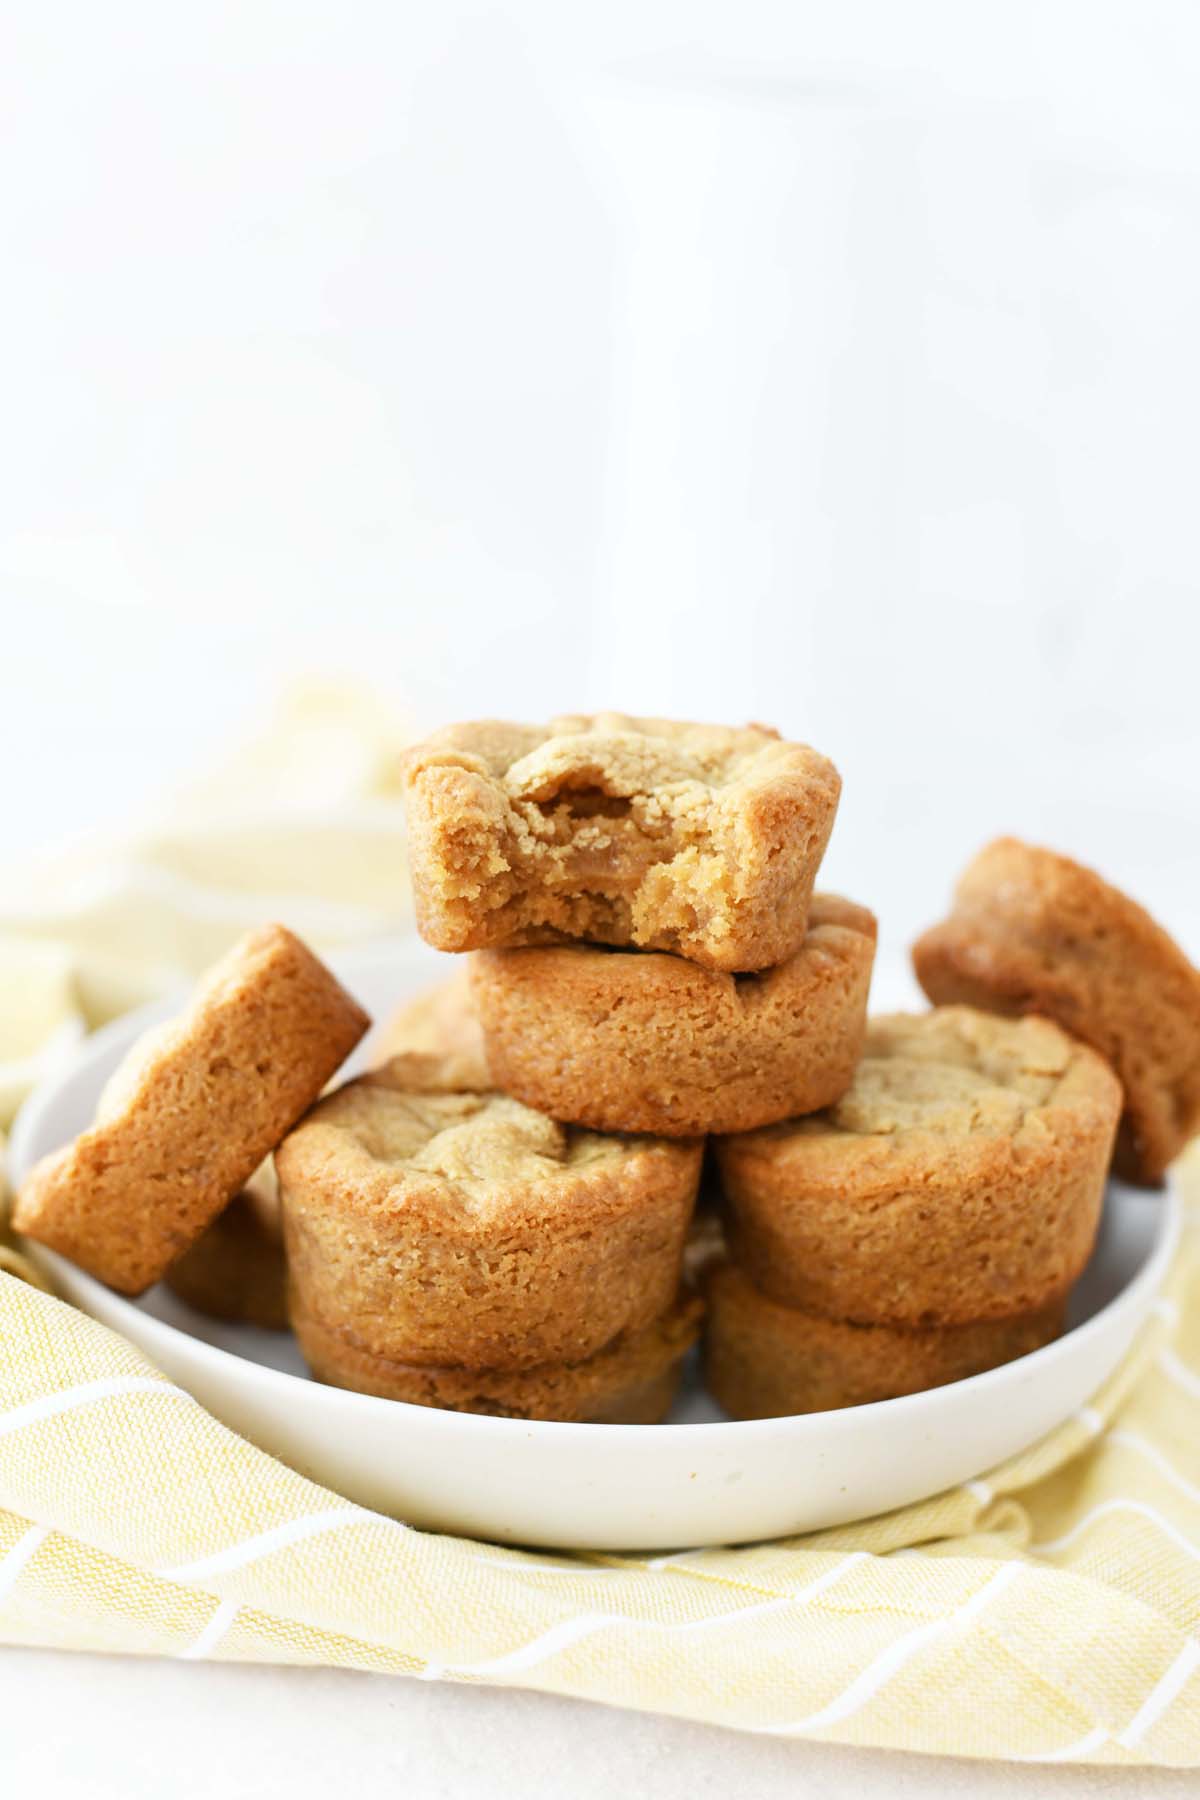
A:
[[8, 940, 1179, 1552]]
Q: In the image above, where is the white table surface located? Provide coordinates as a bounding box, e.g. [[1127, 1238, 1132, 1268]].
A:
[[5, 1650, 1196, 1799]]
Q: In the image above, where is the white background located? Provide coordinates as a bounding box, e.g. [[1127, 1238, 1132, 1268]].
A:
[[2, 3, 1199, 1794]]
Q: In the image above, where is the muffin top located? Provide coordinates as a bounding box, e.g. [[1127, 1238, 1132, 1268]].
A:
[[277, 1059, 700, 1227], [831, 1009, 1082, 1139], [733, 1006, 1121, 1167], [313, 1082, 620, 1185], [403, 713, 822, 802]]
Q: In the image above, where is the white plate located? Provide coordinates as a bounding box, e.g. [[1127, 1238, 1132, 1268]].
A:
[[7, 941, 1180, 1552]]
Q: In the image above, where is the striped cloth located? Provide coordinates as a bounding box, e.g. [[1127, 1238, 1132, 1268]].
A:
[[0, 686, 1197, 1767]]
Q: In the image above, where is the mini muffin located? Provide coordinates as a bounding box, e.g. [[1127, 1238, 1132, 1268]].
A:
[[717, 1007, 1121, 1328], [912, 838, 1200, 1186], [369, 966, 490, 1090], [14, 926, 369, 1294], [165, 1164, 287, 1330], [401, 714, 841, 972], [469, 895, 876, 1136], [293, 1289, 702, 1423], [276, 1063, 702, 1371], [703, 1260, 1064, 1419]]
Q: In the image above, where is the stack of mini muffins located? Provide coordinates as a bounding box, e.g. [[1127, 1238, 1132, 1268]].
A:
[[279, 714, 877, 1420], [706, 1007, 1122, 1417], [13, 714, 1200, 1427]]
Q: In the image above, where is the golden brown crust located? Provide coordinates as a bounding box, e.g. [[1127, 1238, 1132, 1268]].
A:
[[276, 1064, 702, 1371], [165, 1165, 288, 1330], [14, 926, 370, 1294], [469, 895, 876, 1135], [401, 714, 841, 971], [716, 1007, 1120, 1327], [293, 1290, 702, 1422], [912, 838, 1200, 1186], [703, 1260, 1064, 1419]]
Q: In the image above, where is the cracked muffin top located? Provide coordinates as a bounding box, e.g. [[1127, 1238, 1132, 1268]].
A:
[[425, 714, 797, 793], [401, 713, 841, 970], [276, 1059, 702, 1228], [746, 1007, 1122, 1158], [835, 1009, 1082, 1136], [315, 1083, 621, 1184]]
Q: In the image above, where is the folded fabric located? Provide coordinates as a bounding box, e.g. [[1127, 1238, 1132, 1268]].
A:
[[0, 686, 1196, 1766], [0, 679, 413, 1123]]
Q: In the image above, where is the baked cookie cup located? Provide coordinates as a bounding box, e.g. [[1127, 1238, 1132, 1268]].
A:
[[14, 925, 369, 1294], [703, 1260, 1065, 1419], [912, 837, 1200, 1187], [469, 894, 876, 1137], [292, 1290, 702, 1423], [717, 1007, 1121, 1328], [401, 713, 840, 971], [276, 1062, 702, 1371]]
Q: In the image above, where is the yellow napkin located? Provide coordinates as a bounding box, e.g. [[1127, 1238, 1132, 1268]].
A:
[[0, 688, 1197, 1767]]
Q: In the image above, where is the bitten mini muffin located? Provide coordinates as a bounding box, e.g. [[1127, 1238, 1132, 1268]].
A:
[[703, 1260, 1064, 1419], [470, 895, 876, 1136], [293, 1290, 702, 1422], [165, 1164, 288, 1330], [912, 838, 1200, 1186], [15, 926, 369, 1294], [401, 713, 841, 971], [717, 1008, 1121, 1328], [276, 1062, 702, 1371]]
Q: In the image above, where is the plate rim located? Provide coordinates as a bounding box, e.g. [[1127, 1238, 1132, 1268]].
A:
[[7, 951, 1183, 1448]]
